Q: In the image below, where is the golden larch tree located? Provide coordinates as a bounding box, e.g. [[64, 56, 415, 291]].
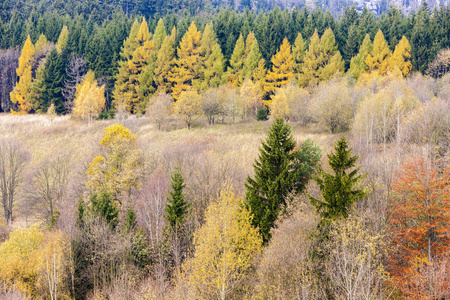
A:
[[318, 28, 344, 81], [154, 26, 176, 94], [264, 37, 293, 99], [197, 23, 225, 90], [349, 34, 373, 79], [243, 32, 263, 81], [169, 22, 202, 100], [226, 34, 245, 87], [390, 35, 413, 77], [73, 70, 105, 124], [56, 25, 69, 53], [113, 19, 141, 112], [185, 184, 263, 300], [10, 35, 35, 114], [366, 29, 392, 75], [292, 32, 306, 83]]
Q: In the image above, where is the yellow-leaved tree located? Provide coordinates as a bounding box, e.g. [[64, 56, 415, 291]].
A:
[[299, 28, 344, 87], [349, 34, 373, 79], [73, 70, 105, 124], [390, 35, 413, 77], [113, 19, 140, 112], [56, 25, 69, 53], [87, 124, 144, 204], [0, 227, 69, 299], [185, 184, 263, 300], [264, 37, 294, 101], [197, 23, 225, 90], [154, 26, 176, 94], [270, 88, 290, 121], [169, 22, 202, 100], [226, 34, 245, 87], [10, 35, 35, 114], [173, 90, 203, 129], [366, 29, 392, 75]]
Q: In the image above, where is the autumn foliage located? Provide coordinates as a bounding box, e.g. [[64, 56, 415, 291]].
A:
[[387, 157, 450, 299]]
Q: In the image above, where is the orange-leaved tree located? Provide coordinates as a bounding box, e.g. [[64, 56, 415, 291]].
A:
[[387, 156, 450, 299]]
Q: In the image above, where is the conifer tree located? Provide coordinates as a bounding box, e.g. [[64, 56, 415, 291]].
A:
[[292, 32, 306, 82], [349, 34, 372, 79], [318, 28, 344, 81], [245, 118, 298, 242], [154, 27, 176, 94], [300, 29, 344, 86], [390, 35, 412, 77], [56, 25, 69, 53], [227, 34, 245, 87], [113, 19, 140, 112], [169, 22, 202, 100], [10, 34, 34, 114], [264, 37, 293, 99], [34, 33, 48, 52], [114, 18, 154, 113], [33, 49, 65, 113], [153, 18, 166, 52], [197, 23, 224, 90], [366, 29, 392, 75], [243, 32, 262, 81], [309, 136, 367, 225], [165, 169, 190, 230], [343, 24, 359, 68]]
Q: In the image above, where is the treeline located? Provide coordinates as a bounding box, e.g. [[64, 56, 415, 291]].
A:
[[0, 3, 449, 113]]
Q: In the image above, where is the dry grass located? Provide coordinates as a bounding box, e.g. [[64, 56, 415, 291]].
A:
[[0, 114, 334, 227]]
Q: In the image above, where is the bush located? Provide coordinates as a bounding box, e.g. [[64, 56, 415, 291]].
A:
[[97, 109, 116, 120], [256, 107, 268, 121]]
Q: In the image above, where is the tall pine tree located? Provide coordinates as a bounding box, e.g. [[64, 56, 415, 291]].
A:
[[165, 168, 190, 230], [245, 118, 298, 243], [309, 136, 367, 225]]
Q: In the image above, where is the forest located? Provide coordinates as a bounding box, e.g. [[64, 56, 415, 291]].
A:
[[0, 0, 449, 299]]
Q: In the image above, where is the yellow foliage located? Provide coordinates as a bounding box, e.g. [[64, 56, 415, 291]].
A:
[[366, 30, 392, 75], [239, 78, 262, 118], [10, 35, 35, 114], [56, 25, 69, 53], [173, 90, 203, 129], [87, 124, 143, 202], [135, 18, 151, 45], [0, 227, 69, 299], [390, 36, 412, 77], [270, 88, 290, 121], [169, 22, 202, 100], [185, 184, 262, 299], [264, 37, 293, 95], [73, 70, 106, 123]]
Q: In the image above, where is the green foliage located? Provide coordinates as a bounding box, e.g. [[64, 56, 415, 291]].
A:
[[292, 139, 322, 193], [309, 136, 367, 225], [90, 192, 119, 230], [165, 169, 190, 230], [245, 118, 300, 242], [256, 107, 268, 121], [97, 109, 116, 120]]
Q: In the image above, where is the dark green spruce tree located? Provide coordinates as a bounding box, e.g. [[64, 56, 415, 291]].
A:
[[309, 136, 367, 226], [245, 118, 321, 243], [165, 168, 190, 230]]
